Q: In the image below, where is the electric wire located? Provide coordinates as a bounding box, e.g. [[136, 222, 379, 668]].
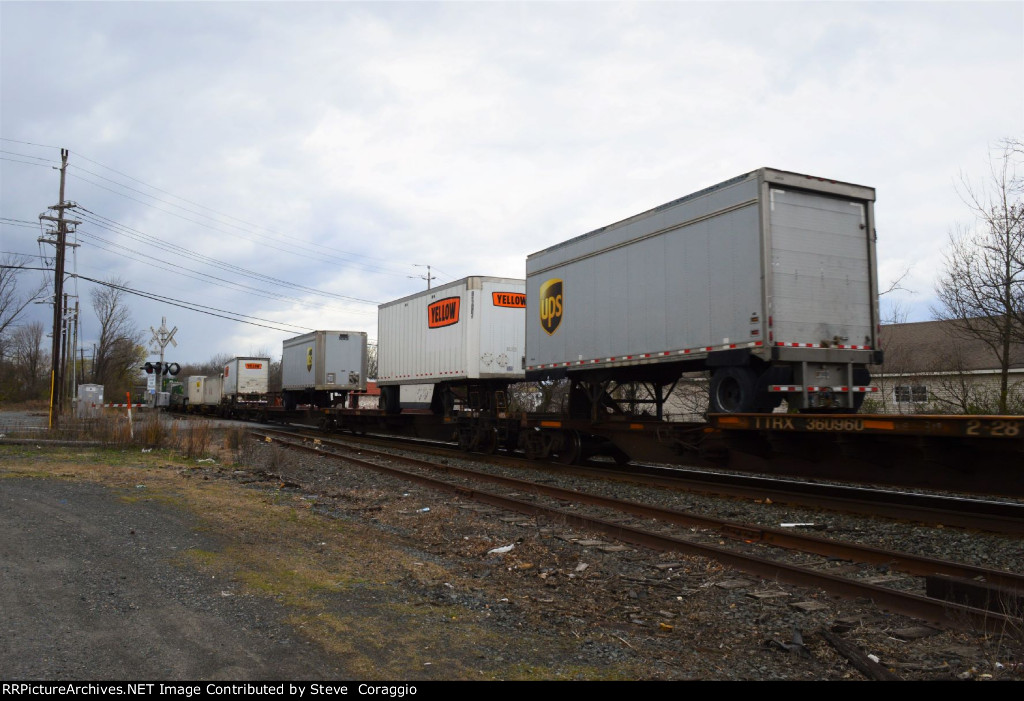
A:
[[75, 275, 317, 334], [74, 206, 380, 306], [74, 229, 375, 317], [68, 165, 414, 279], [68, 150, 410, 272]]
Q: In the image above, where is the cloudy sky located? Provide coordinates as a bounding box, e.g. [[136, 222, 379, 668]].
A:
[[2, 1, 1021, 366]]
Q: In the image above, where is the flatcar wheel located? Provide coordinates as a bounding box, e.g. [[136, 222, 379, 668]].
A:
[[557, 430, 581, 465]]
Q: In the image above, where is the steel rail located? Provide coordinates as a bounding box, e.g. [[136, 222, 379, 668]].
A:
[[265, 425, 1024, 535], [251, 429, 1022, 634]]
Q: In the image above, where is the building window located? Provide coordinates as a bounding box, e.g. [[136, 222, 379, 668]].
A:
[[894, 385, 928, 403]]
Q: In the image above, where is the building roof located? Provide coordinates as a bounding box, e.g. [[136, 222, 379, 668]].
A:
[[877, 319, 1024, 374]]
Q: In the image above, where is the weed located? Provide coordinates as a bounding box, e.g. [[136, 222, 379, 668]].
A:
[[175, 420, 212, 459]]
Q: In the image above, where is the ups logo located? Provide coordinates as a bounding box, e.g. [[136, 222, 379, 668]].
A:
[[539, 278, 563, 335]]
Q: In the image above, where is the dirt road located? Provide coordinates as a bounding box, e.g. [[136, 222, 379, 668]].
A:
[[1, 477, 343, 679]]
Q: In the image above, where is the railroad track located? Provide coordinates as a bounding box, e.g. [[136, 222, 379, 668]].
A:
[[247, 427, 1024, 635], [261, 424, 1024, 535]]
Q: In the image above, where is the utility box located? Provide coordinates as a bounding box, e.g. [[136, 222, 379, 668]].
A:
[[377, 276, 526, 386], [223, 357, 270, 398], [76, 384, 104, 418]]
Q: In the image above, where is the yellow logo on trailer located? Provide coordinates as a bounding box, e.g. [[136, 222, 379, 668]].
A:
[[539, 278, 563, 335], [306, 347, 313, 372]]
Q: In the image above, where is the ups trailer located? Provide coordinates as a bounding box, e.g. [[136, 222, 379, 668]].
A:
[[525, 167, 882, 414], [281, 330, 367, 410], [377, 276, 526, 413], [186, 375, 205, 408]]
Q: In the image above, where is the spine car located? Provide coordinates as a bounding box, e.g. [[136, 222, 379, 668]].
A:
[[525, 167, 882, 415]]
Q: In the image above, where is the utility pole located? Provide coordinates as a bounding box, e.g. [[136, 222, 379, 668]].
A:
[[39, 148, 79, 428], [411, 264, 434, 290], [62, 296, 79, 412]]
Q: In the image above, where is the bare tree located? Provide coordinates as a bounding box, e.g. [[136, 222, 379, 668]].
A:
[[366, 342, 378, 380], [0, 255, 48, 401], [0, 253, 46, 343], [90, 278, 145, 398], [11, 321, 48, 400], [934, 139, 1024, 413]]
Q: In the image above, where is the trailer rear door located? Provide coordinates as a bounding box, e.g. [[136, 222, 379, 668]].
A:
[[768, 188, 874, 348]]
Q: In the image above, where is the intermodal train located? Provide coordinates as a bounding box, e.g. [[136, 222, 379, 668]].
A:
[[172, 167, 887, 465]]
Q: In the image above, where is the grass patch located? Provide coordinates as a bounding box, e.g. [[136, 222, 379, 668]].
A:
[[0, 444, 637, 679]]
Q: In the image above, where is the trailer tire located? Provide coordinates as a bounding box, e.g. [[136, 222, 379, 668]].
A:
[[710, 367, 758, 414]]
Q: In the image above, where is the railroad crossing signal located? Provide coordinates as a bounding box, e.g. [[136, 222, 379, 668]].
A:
[[149, 317, 177, 354], [143, 362, 180, 376]]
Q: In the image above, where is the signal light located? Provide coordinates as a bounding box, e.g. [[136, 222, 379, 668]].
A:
[[142, 362, 181, 376]]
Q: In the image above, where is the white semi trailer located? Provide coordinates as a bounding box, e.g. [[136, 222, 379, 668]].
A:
[[526, 168, 882, 413]]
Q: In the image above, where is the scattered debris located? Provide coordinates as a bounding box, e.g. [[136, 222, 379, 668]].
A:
[[747, 590, 790, 600], [890, 626, 941, 641], [822, 630, 902, 681], [488, 544, 515, 555], [789, 601, 829, 612], [715, 579, 753, 590], [765, 627, 811, 658]]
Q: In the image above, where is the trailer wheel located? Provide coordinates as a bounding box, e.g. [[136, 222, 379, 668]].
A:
[[710, 367, 758, 413]]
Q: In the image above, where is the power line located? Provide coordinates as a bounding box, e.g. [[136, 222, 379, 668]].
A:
[[74, 229, 376, 316], [0, 137, 63, 149], [70, 150, 409, 270], [4, 140, 411, 279], [67, 163, 414, 279], [74, 275, 317, 334], [74, 206, 381, 306], [0, 149, 59, 164], [0, 156, 55, 168]]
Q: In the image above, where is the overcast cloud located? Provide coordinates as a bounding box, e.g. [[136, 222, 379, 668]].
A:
[[2, 1, 1021, 365]]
